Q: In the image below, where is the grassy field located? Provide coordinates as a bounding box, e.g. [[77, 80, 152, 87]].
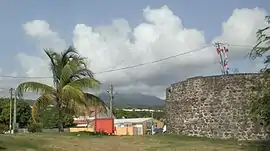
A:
[[0, 133, 269, 151]]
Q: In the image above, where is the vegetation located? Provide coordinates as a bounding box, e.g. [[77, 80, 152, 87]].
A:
[[249, 16, 270, 129], [27, 122, 43, 133], [0, 98, 31, 132], [114, 109, 164, 120], [0, 133, 262, 151], [16, 46, 101, 132], [35, 105, 75, 129]]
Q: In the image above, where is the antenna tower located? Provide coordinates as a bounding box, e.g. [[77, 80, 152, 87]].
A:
[[214, 42, 229, 75]]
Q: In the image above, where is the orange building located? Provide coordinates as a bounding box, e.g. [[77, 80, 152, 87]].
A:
[[114, 118, 153, 135]]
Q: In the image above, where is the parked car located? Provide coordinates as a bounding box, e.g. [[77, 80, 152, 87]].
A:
[[153, 128, 163, 134], [153, 125, 167, 135]]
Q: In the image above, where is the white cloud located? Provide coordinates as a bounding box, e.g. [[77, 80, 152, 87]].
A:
[[19, 20, 66, 86], [216, 8, 268, 46], [16, 53, 53, 85], [72, 6, 215, 86], [17, 6, 268, 98], [23, 20, 66, 52], [214, 7, 268, 71]]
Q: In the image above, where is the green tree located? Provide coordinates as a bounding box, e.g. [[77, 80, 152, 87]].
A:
[[114, 109, 164, 120], [249, 16, 270, 128], [250, 16, 270, 61], [37, 105, 58, 129], [36, 105, 75, 129], [32, 92, 106, 129], [0, 98, 31, 128], [16, 46, 100, 132], [0, 99, 11, 125], [15, 100, 32, 128]]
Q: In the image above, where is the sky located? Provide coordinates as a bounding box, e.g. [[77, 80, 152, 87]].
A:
[[0, 0, 269, 99]]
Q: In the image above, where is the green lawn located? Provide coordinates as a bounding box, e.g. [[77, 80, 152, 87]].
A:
[[0, 133, 268, 151]]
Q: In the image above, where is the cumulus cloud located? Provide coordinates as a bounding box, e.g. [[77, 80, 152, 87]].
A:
[[17, 6, 268, 98], [23, 20, 66, 52], [213, 7, 268, 74], [72, 6, 215, 90], [216, 8, 267, 45], [19, 20, 67, 86], [214, 8, 268, 59]]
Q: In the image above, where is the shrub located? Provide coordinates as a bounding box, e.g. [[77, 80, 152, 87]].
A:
[[13, 128, 18, 133], [80, 131, 109, 136], [27, 122, 43, 133], [0, 124, 8, 134]]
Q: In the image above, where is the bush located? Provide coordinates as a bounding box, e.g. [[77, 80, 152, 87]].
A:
[[0, 124, 8, 134], [27, 122, 43, 133], [63, 114, 75, 128], [13, 128, 18, 133], [80, 131, 110, 136]]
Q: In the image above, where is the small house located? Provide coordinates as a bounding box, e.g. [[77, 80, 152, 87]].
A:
[[114, 118, 153, 135]]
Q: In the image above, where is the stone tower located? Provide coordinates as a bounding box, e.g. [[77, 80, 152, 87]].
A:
[[165, 73, 267, 140]]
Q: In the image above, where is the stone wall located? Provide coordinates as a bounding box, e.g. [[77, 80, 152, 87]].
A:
[[165, 73, 267, 140]]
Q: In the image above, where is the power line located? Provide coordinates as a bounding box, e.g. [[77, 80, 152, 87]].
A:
[[228, 44, 254, 48], [0, 60, 259, 85], [95, 45, 211, 74], [0, 44, 255, 79], [0, 45, 211, 79]]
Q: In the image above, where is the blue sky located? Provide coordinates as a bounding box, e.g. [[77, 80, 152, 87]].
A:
[[0, 0, 269, 69], [0, 0, 269, 97]]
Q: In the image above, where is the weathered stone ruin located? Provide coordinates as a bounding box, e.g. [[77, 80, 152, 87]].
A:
[[165, 73, 268, 140]]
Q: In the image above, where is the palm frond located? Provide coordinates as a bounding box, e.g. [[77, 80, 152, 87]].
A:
[[59, 48, 91, 87], [84, 93, 109, 116], [61, 46, 80, 67], [32, 93, 55, 122], [16, 82, 56, 98], [61, 46, 78, 60], [59, 63, 73, 88], [70, 68, 94, 80], [44, 49, 57, 66], [61, 84, 86, 106], [84, 93, 106, 106], [69, 54, 88, 69], [67, 101, 85, 116], [70, 93, 108, 117], [69, 77, 100, 90], [44, 49, 61, 84]]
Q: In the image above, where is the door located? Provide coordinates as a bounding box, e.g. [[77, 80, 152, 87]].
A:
[[134, 124, 143, 135]]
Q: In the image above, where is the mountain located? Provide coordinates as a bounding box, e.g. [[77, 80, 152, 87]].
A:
[[20, 92, 165, 108], [99, 92, 165, 108]]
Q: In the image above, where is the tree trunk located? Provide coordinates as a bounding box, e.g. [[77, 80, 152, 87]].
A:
[[56, 99, 64, 132], [58, 108, 64, 132]]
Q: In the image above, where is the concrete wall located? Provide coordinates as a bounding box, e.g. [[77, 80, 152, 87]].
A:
[[165, 73, 267, 140], [115, 127, 135, 135], [69, 127, 94, 132], [17, 128, 70, 133]]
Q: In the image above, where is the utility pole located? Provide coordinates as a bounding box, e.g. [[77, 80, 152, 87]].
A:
[[94, 99, 97, 132], [13, 89, 17, 133], [9, 88, 13, 134], [107, 84, 114, 118]]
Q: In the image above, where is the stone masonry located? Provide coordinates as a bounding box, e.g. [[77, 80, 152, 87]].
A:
[[165, 73, 268, 140]]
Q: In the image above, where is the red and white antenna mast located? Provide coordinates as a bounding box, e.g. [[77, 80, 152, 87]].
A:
[[214, 42, 229, 75]]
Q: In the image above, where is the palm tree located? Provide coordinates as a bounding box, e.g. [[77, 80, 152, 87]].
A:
[[16, 46, 100, 132]]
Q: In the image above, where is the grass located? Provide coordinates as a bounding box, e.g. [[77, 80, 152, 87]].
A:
[[0, 132, 269, 151]]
